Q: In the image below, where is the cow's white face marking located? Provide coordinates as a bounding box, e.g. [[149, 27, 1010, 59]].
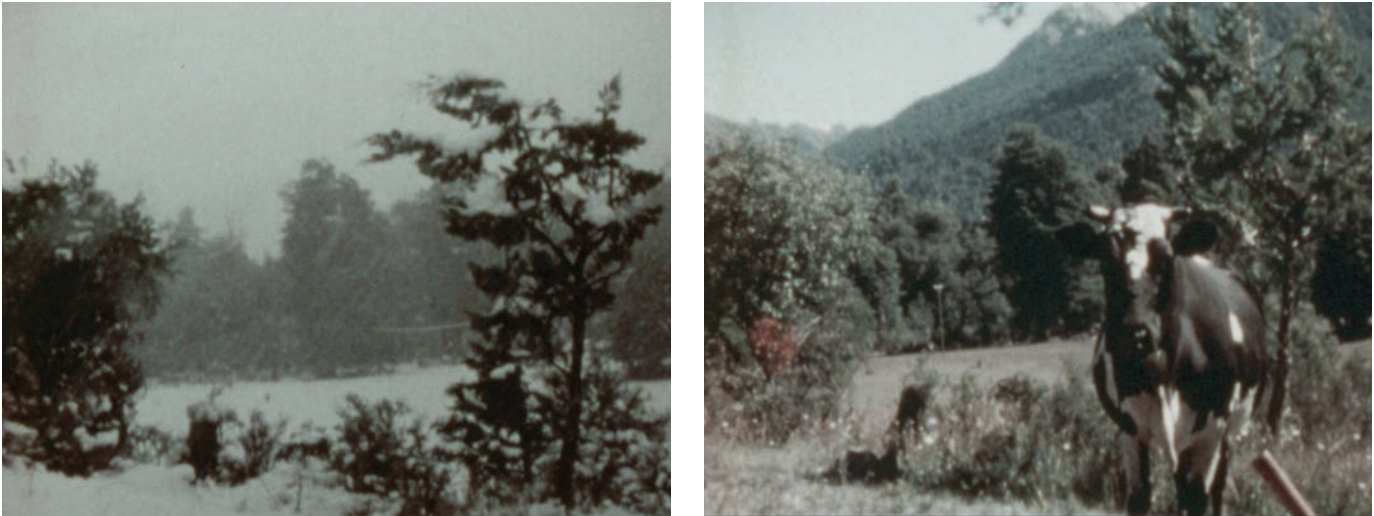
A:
[[1228, 311, 1245, 343], [1108, 204, 1176, 280]]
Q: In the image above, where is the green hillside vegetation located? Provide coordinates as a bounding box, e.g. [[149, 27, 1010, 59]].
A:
[[824, 2, 1370, 223]]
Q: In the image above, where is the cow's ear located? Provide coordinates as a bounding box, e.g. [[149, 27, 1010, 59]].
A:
[[1056, 221, 1105, 260], [1172, 219, 1219, 256]]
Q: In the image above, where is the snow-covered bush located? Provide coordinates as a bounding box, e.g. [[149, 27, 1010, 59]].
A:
[[438, 357, 545, 506], [123, 425, 181, 466], [222, 409, 286, 485], [3, 419, 40, 467], [185, 398, 233, 483], [332, 394, 409, 494], [4, 163, 170, 477], [532, 354, 670, 515], [332, 393, 461, 514]]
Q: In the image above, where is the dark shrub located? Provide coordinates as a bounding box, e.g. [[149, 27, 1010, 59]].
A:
[[332, 394, 409, 494], [439, 364, 543, 505], [332, 393, 460, 514], [4, 163, 170, 477], [185, 400, 232, 483], [533, 355, 671, 515]]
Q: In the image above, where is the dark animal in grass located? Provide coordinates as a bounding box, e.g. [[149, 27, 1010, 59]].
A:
[[888, 384, 931, 443], [818, 445, 901, 485], [1058, 204, 1268, 516], [817, 384, 933, 485]]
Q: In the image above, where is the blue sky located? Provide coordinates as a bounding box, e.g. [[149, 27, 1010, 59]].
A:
[[706, 3, 1063, 129]]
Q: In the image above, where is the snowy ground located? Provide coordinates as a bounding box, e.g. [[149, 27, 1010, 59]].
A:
[[136, 364, 669, 437], [5, 364, 670, 516], [5, 459, 369, 516]]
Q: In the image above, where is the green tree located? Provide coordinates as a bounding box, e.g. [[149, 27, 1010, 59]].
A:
[[704, 136, 879, 364], [866, 183, 1011, 350], [3, 160, 169, 475], [704, 135, 881, 443], [1311, 231, 1371, 340], [1145, 3, 1372, 428], [370, 75, 666, 511], [279, 160, 391, 375], [988, 125, 1106, 341]]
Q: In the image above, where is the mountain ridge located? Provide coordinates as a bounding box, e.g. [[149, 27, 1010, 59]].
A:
[[820, 2, 1371, 222]]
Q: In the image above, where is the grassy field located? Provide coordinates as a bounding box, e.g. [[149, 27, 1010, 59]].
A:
[[707, 336, 1372, 515]]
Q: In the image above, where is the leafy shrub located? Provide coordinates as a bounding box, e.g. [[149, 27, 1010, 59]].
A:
[[901, 369, 1121, 506], [709, 289, 872, 445]]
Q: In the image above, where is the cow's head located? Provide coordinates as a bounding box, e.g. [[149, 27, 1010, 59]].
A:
[[1059, 203, 1221, 365]]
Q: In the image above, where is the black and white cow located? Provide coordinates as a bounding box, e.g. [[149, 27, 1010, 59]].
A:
[[1060, 203, 1268, 516]]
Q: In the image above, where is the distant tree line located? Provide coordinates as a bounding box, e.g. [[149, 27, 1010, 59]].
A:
[[135, 161, 670, 381]]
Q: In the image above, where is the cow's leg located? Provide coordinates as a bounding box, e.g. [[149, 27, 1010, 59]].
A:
[[1174, 433, 1224, 516], [1209, 440, 1229, 516], [1175, 465, 1208, 515], [1176, 415, 1230, 515], [1121, 433, 1152, 515]]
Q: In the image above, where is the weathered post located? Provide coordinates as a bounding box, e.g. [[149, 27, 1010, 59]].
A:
[[1252, 450, 1316, 516]]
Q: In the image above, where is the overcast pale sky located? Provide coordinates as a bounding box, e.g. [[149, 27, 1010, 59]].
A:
[[4, 3, 669, 259], [706, 3, 1062, 130]]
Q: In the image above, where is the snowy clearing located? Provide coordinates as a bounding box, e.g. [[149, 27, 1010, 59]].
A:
[[6, 364, 670, 516], [135, 364, 669, 438]]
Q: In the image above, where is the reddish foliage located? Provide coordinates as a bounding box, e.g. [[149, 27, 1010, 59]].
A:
[[749, 317, 797, 379]]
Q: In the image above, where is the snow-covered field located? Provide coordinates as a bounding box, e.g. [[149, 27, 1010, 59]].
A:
[[136, 364, 669, 437], [5, 364, 670, 516]]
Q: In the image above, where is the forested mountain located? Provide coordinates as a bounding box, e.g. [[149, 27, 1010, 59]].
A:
[[821, 2, 1371, 221], [705, 114, 848, 158]]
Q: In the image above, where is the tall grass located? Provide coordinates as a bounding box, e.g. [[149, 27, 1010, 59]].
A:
[[708, 337, 1371, 515]]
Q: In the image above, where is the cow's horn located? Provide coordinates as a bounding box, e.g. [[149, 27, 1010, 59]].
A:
[[1087, 205, 1111, 221]]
